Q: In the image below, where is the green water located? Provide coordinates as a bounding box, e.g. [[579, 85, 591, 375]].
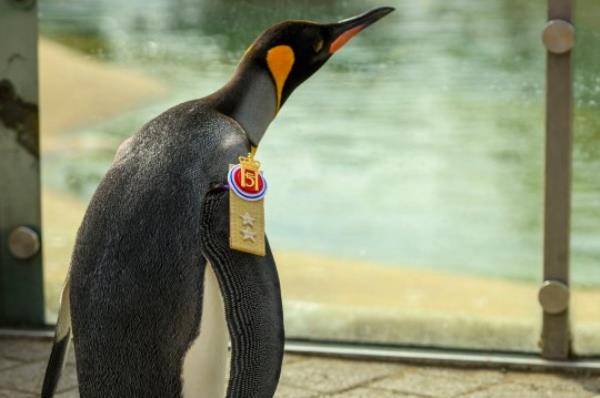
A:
[[40, 0, 600, 285]]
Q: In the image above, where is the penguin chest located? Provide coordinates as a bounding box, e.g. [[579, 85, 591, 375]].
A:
[[181, 263, 229, 398]]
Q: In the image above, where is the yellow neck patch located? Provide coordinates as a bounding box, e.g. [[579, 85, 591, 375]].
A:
[[266, 45, 295, 111]]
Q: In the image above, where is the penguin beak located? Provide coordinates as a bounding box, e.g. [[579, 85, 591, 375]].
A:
[[329, 6, 395, 54]]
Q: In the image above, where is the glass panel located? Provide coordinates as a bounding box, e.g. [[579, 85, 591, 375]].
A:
[[571, 0, 600, 356], [41, 0, 543, 352], [267, 1, 544, 351]]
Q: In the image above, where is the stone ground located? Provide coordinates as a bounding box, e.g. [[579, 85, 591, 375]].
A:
[[1, 337, 600, 397]]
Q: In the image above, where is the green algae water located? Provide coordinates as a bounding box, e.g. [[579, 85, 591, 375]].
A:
[[40, 0, 600, 286]]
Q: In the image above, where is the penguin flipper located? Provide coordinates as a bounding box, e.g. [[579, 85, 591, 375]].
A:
[[41, 277, 72, 398], [200, 189, 284, 398]]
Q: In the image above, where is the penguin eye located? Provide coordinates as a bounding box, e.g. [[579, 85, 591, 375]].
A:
[[312, 38, 324, 53]]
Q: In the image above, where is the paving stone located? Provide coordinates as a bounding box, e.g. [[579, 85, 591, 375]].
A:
[[0, 338, 51, 363], [371, 368, 501, 398], [412, 366, 505, 385], [506, 371, 582, 385], [283, 354, 310, 366], [327, 387, 424, 397], [0, 360, 78, 394], [580, 378, 600, 395], [0, 389, 34, 397], [0, 356, 20, 371], [464, 381, 589, 398], [279, 358, 401, 393], [504, 372, 592, 395], [578, 376, 600, 398], [275, 384, 317, 398]]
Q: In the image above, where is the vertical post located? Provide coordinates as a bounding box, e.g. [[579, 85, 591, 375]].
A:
[[0, 0, 45, 326], [539, 0, 574, 359]]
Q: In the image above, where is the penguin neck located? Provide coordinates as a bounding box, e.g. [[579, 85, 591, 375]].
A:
[[216, 65, 278, 146]]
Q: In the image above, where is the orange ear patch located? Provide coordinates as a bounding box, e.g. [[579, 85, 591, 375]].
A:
[[266, 45, 295, 110]]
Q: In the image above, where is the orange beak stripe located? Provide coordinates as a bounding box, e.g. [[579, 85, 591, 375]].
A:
[[329, 25, 365, 54]]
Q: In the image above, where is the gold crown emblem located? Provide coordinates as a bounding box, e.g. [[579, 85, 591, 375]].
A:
[[239, 153, 261, 172], [239, 152, 261, 191]]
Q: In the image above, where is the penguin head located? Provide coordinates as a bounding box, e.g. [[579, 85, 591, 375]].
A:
[[240, 6, 395, 111]]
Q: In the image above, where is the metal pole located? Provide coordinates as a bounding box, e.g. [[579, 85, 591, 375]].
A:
[[0, 0, 45, 326], [539, 0, 575, 359]]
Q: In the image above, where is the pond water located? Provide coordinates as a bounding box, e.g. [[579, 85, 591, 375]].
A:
[[40, 0, 600, 285]]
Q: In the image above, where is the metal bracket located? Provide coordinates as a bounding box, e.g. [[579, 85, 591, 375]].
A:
[[543, 20, 575, 54], [539, 280, 570, 315], [8, 226, 41, 260]]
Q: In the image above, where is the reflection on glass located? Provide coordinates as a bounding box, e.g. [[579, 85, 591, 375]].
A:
[[38, 0, 596, 352], [571, 1, 600, 356]]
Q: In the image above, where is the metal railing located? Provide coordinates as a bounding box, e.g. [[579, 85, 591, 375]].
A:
[[0, 0, 45, 327], [540, 0, 575, 360]]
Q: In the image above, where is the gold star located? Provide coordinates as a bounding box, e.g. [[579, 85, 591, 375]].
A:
[[240, 212, 255, 227], [240, 227, 256, 242]]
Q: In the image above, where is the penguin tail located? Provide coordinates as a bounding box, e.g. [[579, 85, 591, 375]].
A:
[[41, 277, 72, 398]]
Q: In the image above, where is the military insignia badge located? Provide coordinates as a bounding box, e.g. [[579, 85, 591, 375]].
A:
[[228, 150, 267, 256]]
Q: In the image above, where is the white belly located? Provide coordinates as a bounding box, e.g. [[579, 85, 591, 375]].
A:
[[182, 263, 229, 398]]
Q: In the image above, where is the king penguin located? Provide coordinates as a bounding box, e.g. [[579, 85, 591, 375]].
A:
[[41, 6, 394, 398]]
